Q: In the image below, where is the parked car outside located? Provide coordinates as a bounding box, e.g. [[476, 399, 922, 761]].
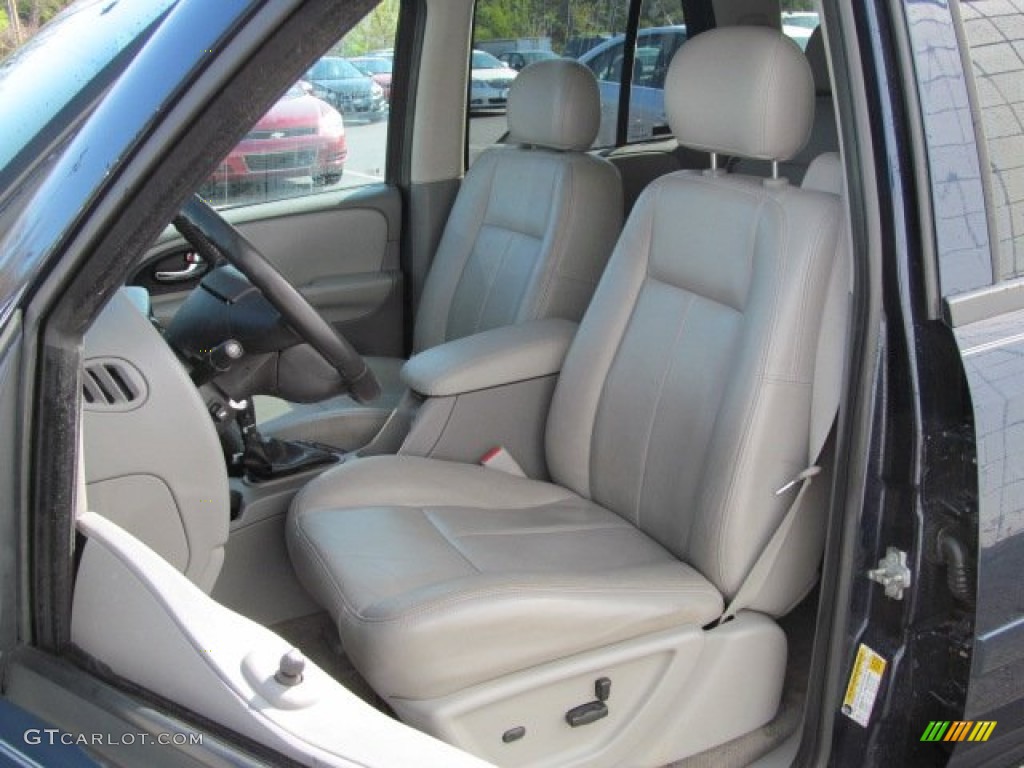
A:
[[203, 84, 346, 197], [469, 49, 516, 111], [305, 56, 388, 122], [577, 25, 687, 145], [350, 56, 393, 100], [497, 49, 559, 71]]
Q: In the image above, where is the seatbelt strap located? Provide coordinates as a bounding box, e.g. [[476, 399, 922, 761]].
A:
[[720, 235, 849, 623]]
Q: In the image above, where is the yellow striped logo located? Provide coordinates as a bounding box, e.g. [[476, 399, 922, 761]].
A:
[[920, 721, 996, 742]]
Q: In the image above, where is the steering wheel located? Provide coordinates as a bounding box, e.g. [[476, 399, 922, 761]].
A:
[[172, 194, 380, 404]]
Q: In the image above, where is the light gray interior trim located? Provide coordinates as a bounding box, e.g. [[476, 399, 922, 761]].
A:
[[83, 290, 229, 592], [71, 511, 492, 768], [401, 318, 577, 396], [150, 184, 402, 247], [944, 276, 1024, 327], [212, 471, 327, 625], [412, 0, 472, 183]]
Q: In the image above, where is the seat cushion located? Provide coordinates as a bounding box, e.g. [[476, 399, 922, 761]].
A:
[[257, 356, 405, 450], [287, 456, 723, 700]]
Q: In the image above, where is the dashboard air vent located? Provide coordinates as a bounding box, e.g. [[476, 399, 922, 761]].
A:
[[82, 359, 147, 411]]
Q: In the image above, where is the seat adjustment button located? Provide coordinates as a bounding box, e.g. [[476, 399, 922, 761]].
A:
[[502, 726, 526, 743], [565, 700, 608, 727]]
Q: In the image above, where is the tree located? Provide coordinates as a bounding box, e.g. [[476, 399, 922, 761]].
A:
[[336, 0, 399, 56]]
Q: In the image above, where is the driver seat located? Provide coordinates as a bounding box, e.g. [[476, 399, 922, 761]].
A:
[[261, 58, 623, 450], [287, 28, 840, 767]]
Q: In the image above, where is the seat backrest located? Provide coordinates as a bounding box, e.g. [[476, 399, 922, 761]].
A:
[[545, 27, 841, 610], [413, 59, 623, 353], [733, 26, 838, 184]]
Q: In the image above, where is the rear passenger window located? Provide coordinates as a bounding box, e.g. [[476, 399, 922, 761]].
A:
[[959, 1, 1024, 281], [468, 0, 686, 161]]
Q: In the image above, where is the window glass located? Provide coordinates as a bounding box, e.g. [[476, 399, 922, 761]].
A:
[[959, 1, 1024, 281], [470, 0, 700, 163], [624, 3, 688, 144], [781, 7, 819, 50], [201, 2, 397, 209]]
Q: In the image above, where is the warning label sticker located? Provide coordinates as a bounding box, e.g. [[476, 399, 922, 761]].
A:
[[841, 643, 887, 727]]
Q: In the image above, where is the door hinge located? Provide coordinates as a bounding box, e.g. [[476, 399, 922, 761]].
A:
[[867, 547, 912, 600]]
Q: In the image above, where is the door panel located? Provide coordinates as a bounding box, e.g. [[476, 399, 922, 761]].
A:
[[135, 184, 404, 357]]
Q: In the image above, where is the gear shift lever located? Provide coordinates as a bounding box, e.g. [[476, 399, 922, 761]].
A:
[[230, 399, 337, 480]]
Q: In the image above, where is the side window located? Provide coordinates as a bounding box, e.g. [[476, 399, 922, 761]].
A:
[[625, 14, 688, 142], [781, 8, 820, 51], [201, 5, 397, 209], [585, 43, 625, 84], [469, 0, 690, 160], [959, 1, 1024, 282]]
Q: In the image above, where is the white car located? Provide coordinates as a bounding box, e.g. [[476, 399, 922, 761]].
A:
[[469, 49, 516, 111]]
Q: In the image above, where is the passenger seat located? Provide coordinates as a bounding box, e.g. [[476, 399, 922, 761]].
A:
[[261, 58, 623, 450]]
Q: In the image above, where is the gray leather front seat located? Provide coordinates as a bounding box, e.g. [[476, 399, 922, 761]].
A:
[[262, 58, 623, 450], [288, 28, 841, 767]]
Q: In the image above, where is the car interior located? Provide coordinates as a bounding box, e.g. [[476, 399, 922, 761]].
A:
[[66, 0, 854, 766]]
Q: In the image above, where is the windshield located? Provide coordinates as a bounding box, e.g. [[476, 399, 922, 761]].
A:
[[472, 50, 504, 69], [0, 0, 176, 175]]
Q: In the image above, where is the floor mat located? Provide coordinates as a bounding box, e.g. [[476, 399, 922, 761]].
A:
[[271, 612, 392, 713]]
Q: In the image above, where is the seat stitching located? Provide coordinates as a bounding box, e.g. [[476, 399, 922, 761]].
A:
[[531, 159, 574, 319], [587, 182, 659, 504], [423, 507, 482, 573], [290, 509, 362, 619], [710, 192, 776, 588], [467, 227, 518, 336], [453, 522, 633, 537], [634, 290, 693, 526], [359, 582, 724, 626], [430, 151, 500, 347]]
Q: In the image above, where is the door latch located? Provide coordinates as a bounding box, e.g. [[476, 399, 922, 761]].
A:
[[867, 547, 912, 600]]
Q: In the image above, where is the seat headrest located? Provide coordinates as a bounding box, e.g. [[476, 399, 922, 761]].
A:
[[665, 27, 814, 162], [804, 26, 830, 96], [507, 58, 600, 151]]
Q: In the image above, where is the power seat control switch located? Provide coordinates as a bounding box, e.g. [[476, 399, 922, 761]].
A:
[[565, 677, 612, 727]]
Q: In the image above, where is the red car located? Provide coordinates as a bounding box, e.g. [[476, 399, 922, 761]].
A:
[[208, 84, 347, 190]]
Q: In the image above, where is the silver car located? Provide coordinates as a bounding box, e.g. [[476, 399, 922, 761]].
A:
[[577, 26, 687, 146], [469, 49, 516, 111]]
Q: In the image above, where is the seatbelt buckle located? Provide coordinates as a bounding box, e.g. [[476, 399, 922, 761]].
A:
[[775, 465, 821, 496], [480, 446, 526, 477]]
